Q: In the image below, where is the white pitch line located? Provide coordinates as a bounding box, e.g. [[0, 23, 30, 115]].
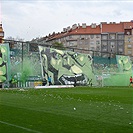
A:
[[0, 120, 42, 133]]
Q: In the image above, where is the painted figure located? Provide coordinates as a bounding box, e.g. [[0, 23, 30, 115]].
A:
[[39, 46, 95, 86]]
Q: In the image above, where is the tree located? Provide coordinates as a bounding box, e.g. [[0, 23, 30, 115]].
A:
[[6, 36, 24, 41], [52, 42, 65, 50]]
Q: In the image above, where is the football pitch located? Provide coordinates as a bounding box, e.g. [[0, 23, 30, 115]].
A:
[[0, 86, 133, 133]]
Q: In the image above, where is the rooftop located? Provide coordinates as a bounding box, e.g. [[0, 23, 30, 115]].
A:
[[45, 21, 133, 41]]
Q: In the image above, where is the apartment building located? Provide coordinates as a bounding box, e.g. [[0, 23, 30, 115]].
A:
[[101, 22, 125, 57], [42, 21, 133, 57], [46, 23, 101, 55], [124, 21, 133, 56], [0, 23, 4, 43]]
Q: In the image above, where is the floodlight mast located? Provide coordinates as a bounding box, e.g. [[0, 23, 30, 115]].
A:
[[22, 42, 24, 71]]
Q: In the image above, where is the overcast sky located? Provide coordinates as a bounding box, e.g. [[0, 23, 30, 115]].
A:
[[1, 0, 133, 41]]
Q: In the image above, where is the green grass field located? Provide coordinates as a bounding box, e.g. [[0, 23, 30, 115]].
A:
[[0, 86, 133, 133]]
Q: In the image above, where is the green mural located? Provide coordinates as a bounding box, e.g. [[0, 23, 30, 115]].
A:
[[39, 46, 133, 87], [0, 44, 10, 84], [1, 43, 132, 87], [39, 46, 95, 86], [101, 55, 133, 86], [116, 55, 132, 72]]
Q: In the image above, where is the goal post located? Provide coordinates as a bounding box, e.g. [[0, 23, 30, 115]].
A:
[[101, 72, 131, 87]]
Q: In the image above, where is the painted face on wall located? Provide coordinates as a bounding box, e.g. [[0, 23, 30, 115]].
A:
[[117, 55, 132, 72], [39, 46, 94, 85]]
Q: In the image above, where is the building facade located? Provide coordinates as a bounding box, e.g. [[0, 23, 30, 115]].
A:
[[39, 21, 133, 57], [101, 22, 125, 57], [124, 21, 133, 57], [0, 23, 4, 43], [46, 23, 101, 56]]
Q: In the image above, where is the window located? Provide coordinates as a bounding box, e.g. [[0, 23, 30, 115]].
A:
[[102, 45, 107, 49], [67, 42, 69, 46], [110, 41, 115, 45], [102, 41, 107, 46], [85, 48, 88, 50], [90, 35, 94, 39], [102, 35, 108, 40], [69, 43, 73, 46], [128, 50, 132, 54], [117, 34, 124, 40], [79, 41, 82, 45], [118, 48, 123, 52], [0, 32, 4, 37], [69, 35, 72, 39], [90, 47, 94, 50], [127, 32, 130, 35], [111, 45, 115, 49], [85, 40, 88, 45], [66, 36, 69, 40], [96, 46, 100, 51], [128, 44, 132, 48], [96, 41, 100, 45], [109, 34, 115, 39], [124, 29, 132, 35], [85, 35, 89, 39], [96, 35, 100, 38], [128, 37, 131, 43], [102, 48, 107, 51], [90, 41, 94, 45], [81, 35, 85, 38], [118, 41, 123, 46]]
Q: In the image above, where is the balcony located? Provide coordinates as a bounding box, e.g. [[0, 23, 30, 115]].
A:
[[127, 45, 132, 48], [66, 38, 77, 41], [102, 48, 107, 52], [118, 48, 123, 52]]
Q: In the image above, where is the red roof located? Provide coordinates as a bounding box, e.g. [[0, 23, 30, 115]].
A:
[[47, 25, 101, 40], [69, 25, 101, 35], [46, 21, 133, 41], [102, 23, 124, 33], [123, 22, 133, 29]]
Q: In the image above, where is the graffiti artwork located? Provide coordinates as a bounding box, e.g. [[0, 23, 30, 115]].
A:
[[116, 55, 132, 72], [39, 46, 95, 86], [0, 44, 10, 83]]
